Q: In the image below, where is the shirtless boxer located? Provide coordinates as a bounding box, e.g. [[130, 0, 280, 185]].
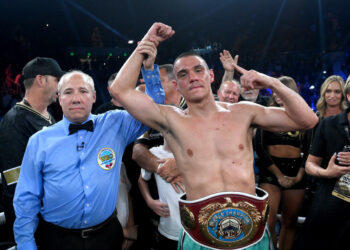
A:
[[110, 23, 318, 250]]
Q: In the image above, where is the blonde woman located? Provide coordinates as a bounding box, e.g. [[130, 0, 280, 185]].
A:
[[256, 76, 307, 250], [306, 75, 346, 163], [293, 76, 350, 250], [292, 75, 347, 250], [316, 75, 346, 119]]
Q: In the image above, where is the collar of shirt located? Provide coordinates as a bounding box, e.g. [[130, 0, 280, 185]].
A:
[[62, 114, 95, 135]]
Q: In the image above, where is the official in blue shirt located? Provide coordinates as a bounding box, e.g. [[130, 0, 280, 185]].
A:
[[13, 68, 164, 250]]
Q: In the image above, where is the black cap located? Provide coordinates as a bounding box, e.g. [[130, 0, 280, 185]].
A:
[[22, 57, 65, 80]]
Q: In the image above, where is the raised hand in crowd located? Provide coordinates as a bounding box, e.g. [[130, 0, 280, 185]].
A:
[[220, 50, 239, 83]]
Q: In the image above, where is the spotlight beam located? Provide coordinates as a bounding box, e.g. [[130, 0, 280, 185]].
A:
[[60, 0, 82, 46], [258, 0, 287, 70], [65, 0, 129, 41], [317, 0, 326, 52]]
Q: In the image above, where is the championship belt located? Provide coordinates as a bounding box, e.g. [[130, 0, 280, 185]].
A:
[[179, 188, 269, 250]]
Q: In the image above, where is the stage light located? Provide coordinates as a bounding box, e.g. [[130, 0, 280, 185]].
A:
[[70, 52, 75, 56], [309, 85, 315, 90], [123, 52, 127, 57], [323, 70, 327, 74], [87, 52, 91, 57], [128, 40, 134, 44], [109, 53, 113, 57]]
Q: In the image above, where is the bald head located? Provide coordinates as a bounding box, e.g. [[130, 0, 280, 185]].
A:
[[217, 80, 240, 103]]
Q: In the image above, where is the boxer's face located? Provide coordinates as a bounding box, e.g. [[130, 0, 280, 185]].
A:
[[174, 55, 214, 103]]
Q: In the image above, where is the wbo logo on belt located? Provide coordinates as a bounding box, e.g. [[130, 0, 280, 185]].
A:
[[97, 148, 116, 170], [198, 198, 263, 247], [179, 189, 269, 249]]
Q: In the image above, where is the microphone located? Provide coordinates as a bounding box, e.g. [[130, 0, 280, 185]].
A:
[[77, 142, 85, 151]]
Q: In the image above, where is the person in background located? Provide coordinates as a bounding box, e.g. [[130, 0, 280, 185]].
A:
[[13, 68, 164, 250], [217, 80, 240, 103], [256, 76, 308, 250], [316, 75, 346, 119], [138, 139, 184, 250], [0, 57, 64, 244], [94, 72, 123, 114], [293, 77, 350, 250], [302, 75, 346, 221], [116, 163, 137, 250], [219, 50, 270, 106]]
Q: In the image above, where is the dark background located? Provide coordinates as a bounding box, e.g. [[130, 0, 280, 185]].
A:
[[1, 0, 350, 112]]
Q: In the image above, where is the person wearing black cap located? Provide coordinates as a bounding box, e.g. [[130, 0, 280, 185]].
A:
[[0, 57, 64, 244]]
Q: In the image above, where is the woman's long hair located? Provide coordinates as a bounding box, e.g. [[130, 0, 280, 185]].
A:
[[268, 76, 298, 107], [316, 75, 346, 119]]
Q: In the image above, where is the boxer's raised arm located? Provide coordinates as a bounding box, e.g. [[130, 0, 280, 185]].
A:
[[232, 63, 318, 131], [110, 23, 174, 131]]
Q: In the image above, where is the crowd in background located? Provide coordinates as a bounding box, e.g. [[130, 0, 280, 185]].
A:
[[1, 7, 350, 117], [1, 3, 350, 250]]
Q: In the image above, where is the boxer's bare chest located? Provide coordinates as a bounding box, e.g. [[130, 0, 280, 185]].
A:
[[167, 110, 252, 162]]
